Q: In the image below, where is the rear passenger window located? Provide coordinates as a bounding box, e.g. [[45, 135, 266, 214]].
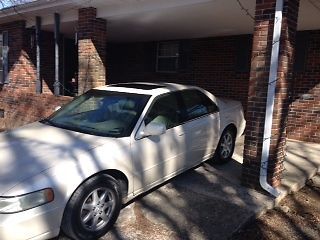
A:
[[145, 93, 182, 129], [180, 90, 218, 121]]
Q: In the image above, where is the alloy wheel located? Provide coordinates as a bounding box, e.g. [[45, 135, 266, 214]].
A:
[[80, 187, 115, 232], [220, 132, 234, 159]]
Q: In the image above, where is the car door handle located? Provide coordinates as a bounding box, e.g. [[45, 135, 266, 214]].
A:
[[178, 132, 185, 137]]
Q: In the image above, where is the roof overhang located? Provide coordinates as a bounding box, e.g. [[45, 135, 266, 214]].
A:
[[0, 0, 319, 42]]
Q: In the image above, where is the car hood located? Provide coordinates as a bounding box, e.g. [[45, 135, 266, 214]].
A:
[[0, 122, 108, 196]]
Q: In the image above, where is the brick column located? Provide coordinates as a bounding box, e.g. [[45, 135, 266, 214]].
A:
[[242, 0, 300, 188], [78, 7, 107, 94]]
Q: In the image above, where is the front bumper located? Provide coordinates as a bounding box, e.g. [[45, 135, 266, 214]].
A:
[[0, 204, 63, 240]]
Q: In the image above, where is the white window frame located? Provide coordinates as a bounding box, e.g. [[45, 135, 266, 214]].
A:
[[156, 41, 179, 73]]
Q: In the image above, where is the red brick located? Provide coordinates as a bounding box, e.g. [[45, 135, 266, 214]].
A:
[[242, 0, 300, 189]]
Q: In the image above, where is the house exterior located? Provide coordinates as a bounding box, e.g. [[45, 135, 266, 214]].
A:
[[0, 0, 319, 191]]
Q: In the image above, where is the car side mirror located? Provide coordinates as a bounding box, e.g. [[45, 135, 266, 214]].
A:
[[140, 122, 166, 138]]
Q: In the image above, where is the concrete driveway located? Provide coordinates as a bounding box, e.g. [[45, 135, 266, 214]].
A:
[[58, 137, 319, 240]]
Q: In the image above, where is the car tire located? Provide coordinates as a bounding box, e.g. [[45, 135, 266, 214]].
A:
[[213, 128, 236, 163], [61, 174, 122, 240]]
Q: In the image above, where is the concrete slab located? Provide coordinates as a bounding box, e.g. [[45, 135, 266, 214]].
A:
[[280, 140, 320, 195], [103, 166, 274, 240]]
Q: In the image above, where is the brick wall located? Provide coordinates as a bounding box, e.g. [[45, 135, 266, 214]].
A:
[[193, 36, 251, 111], [287, 30, 320, 143], [0, 89, 71, 130], [0, 21, 72, 130], [108, 35, 251, 111]]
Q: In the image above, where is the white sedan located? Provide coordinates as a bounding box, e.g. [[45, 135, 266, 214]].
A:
[[0, 83, 245, 240]]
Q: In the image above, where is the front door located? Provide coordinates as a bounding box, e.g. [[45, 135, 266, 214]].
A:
[[131, 93, 186, 194]]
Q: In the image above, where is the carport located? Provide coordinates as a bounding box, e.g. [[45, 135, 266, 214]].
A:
[[0, 0, 319, 194]]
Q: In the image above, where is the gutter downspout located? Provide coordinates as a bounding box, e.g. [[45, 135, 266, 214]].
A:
[[260, 0, 284, 197]]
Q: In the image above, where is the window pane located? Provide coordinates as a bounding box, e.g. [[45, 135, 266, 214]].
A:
[[180, 90, 212, 121], [197, 91, 219, 113], [157, 41, 179, 72], [0, 32, 8, 84], [0, 34, 3, 71], [0, 33, 2, 84], [158, 58, 178, 72], [145, 93, 182, 129], [158, 42, 179, 57], [48, 90, 150, 137]]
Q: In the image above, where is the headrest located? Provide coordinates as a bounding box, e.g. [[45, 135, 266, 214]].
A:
[[119, 100, 135, 110]]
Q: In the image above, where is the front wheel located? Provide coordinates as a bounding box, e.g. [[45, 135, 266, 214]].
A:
[[61, 174, 122, 240], [214, 128, 236, 163]]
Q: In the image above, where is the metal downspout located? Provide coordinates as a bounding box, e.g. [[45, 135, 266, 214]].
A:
[[259, 0, 284, 197]]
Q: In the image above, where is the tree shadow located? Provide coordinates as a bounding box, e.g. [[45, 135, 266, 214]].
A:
[[0, 120, 131, 239], [281, 140, 320, 193], [98, 134, 275, 240]]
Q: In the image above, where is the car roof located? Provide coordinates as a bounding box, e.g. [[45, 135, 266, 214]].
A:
[[95, 82, 194, 96]]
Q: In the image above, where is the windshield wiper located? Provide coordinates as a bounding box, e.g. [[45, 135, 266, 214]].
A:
[[40, 118, 55, 126]]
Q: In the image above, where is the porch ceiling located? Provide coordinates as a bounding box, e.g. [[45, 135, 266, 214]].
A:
[[0, 0, 319, 42]]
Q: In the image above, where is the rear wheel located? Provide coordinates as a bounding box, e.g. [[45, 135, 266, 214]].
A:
[[214, 128, 236, 163], [61, 175, 122, 240]]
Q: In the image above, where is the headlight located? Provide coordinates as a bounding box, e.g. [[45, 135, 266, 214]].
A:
[[0, 188, 54, 214]]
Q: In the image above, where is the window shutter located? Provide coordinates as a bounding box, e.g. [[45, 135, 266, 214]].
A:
[[293, 32, 309, 72], [144, 42, 157, 72], [235, 35, 252, 72], [179, 40, 192, 72], [2, 31, 9, 84]]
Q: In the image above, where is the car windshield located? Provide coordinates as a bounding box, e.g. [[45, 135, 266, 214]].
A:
[[43, 89, 150, 137]]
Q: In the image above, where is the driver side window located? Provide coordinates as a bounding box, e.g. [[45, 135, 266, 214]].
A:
[[145, 93, 182, 129]]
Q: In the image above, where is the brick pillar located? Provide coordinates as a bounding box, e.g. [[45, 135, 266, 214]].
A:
[[242, 0, 300, 188], [78, 7, 107, 94]]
